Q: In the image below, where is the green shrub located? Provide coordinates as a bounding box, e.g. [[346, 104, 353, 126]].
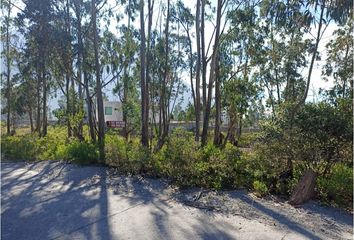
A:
[[253, 180, 269, 197], [159, 128, 200, 185], [126, 139, 151, 174], [194, 143, 248, 189], [317, 163, 353, 208], [66, 140, 99, 164], [1, 134, 38, 160], [105, 134, 151, 174], [238, 132, 258, 148], [105, 134, 128, 167], [253, 101, 353, 197]]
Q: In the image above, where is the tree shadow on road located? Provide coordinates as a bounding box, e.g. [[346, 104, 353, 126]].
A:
[[1, 161, 111, 240]]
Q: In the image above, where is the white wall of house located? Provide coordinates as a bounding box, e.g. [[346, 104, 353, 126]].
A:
[[96, 101, 123, 122]]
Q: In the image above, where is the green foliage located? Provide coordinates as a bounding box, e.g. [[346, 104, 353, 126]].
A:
[[2, 115, 352, 209], [237, 132, 258, 148], [155, 128, 250, 189], [317, 163, 353, 208], [105, 134, 151, 174], [1, 134, 38, 160], [253, 180, 269, 197], [254, 101, 353, 204], [1, 126, 98, 164], [158, 128, 200, 185], [257, 101, 352, 171], [66, 141, 99, 164]]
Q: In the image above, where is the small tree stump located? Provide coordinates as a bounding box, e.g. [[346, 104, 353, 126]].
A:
[[289, 169, 317, 206]]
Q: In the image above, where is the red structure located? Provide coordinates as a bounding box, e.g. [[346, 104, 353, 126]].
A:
[[106, 121, 125, 128]]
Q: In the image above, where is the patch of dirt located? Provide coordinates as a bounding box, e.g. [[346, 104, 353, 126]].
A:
[[171, 188, 353, 240]]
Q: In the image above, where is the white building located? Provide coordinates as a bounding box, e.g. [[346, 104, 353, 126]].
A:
[[102, 101, 123, 122], [93, 101, 123, 124]]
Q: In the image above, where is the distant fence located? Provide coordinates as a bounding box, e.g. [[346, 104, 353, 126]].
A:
[[168, 122, 260, 133], [12, 119, 260, 134]]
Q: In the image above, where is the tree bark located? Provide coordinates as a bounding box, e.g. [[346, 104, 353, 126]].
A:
[[158, 0, 170, 148], [195, 0, 201, 142], [201, 0, 206, 131], [289, 169, 317, 205], [5, 0, 11, 135], [202, 0, 222, 146], [213, 55, 221, 145], [140, 0, 149, 147], [29, 107, 34, 132], [36, 71, 41, 134], [92, 0, 105, 162], [75, 0, 84, 140], [42, 70, 47, 136], [66, 74, 72, 137]]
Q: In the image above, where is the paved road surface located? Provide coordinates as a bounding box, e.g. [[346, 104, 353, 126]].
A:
[[1, 161, 352, 240]]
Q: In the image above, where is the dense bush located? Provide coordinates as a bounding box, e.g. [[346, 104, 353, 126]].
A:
[[1, 134, 38, 160], [1, 126, 98, 164], [65, 141, 99, 164], [155, 128, 250, 189], [254, 101, 353, 206], [157, 128, 200, 185], [105, 135, 151, 174], [317, 163, 353, 208], [253, 180, 269, 197]]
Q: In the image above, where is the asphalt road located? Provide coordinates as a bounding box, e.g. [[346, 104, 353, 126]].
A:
[[1, 161, 352, 240]]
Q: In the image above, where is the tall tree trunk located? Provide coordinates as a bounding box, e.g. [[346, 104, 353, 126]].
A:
[[292, 1, 325, 116], [202, 0, 222, 146], [158, 0, 170, 148], [36, 73, 41, 134], [201, 0, 206, 128], [84, 72, 96, 142], [76, 3, 84, 140], [213, 57, 221, 145], [66, 74, 72, 138], [140, 0, 149, 147], [42, 70, 47, 136], [92, 0, 105, 162], [5, 0, 11, 135], [145, 0, 153, 147], [29, 107, 34, 132], [195, 0, 201, 142]]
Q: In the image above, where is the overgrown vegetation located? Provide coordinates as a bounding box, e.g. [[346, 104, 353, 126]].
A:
[[2, 100, 352, 210]]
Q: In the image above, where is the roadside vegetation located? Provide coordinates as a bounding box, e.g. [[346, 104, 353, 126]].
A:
[[2, 99, 352, 209], [1, 0, 352, 212]]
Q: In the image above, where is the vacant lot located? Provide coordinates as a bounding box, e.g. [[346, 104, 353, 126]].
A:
[[1, 161, 352, 240]]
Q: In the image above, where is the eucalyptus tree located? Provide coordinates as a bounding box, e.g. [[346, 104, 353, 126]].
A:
[[170, 0, 200, 141], [290, 0, 352, 115], [18, 0, 55, 136], [204, 0, 261, 145], [91, 0, 105, 161], [259, 0, 310, 108], [200, 0, 228, 146], [16, 53, 37, 132], [195, 0, 201, 141], [1, 0, 16, 135], [322, 18, 353, 101], [139, 0, 149, 147], [114, 0, 140, 140]]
